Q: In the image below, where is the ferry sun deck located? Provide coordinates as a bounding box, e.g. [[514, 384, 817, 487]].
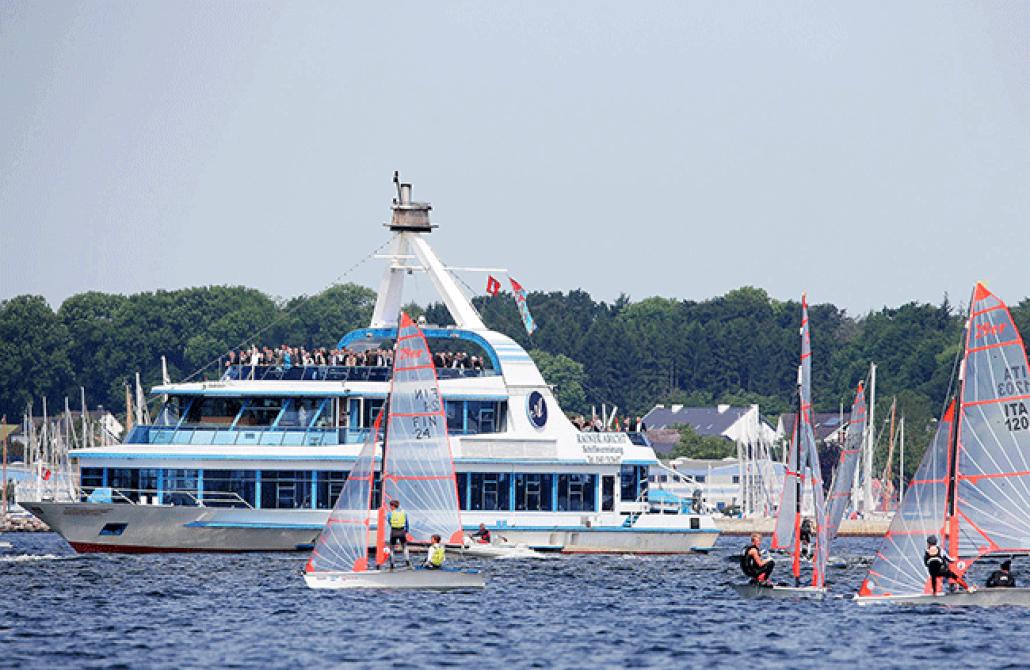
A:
[[21, 175, 719, 554]]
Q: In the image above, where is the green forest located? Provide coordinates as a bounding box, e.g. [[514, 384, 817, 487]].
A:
[[2, 284, 1029, 478]]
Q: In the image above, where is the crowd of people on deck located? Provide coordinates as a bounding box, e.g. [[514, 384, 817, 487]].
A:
[[224, 345, 487, 371], [569, 415, 647, 433]]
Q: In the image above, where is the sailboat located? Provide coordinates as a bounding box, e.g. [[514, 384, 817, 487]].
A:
[[734, 295, 828, 599], [304, 313, 485, 590], [855, 283, 1030, 606], [826, 381, 866, 544]]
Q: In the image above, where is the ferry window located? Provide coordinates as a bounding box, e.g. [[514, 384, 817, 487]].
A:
[[138, 469, 160, 500], [164, 469, 199, 506], [731, 476, 740, 484], [695, 475, 706, 483], [446, 401, 464, 433], [185, 397, 243, 426], [456, 473, 468, 510], [280, 399, 328, 429], [620, 465, 646, 503], [514, 474, 553, 511], [601, 476, 615, 511], [204, 470, 258, 508], [260, 471, 312, 509], [155, 398, 182, 426], [558, 474, 596, 512], [466, 401, 499, 434], [469, 473, 510, 511], [316, 471, 349, 509], [107, 468, 140, 502], [80, 468, 104, 492], [362, 399, 385, 429], [236, 398, 284, 427]]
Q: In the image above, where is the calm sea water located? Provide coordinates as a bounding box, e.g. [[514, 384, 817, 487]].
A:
[[1, 533, 1028, 669]]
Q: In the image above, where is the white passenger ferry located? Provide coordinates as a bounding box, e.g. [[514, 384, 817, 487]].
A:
[[22, 177, 719, 554]]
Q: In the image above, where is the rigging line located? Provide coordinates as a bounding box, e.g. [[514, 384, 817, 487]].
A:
[[180, 234, 399, 384]]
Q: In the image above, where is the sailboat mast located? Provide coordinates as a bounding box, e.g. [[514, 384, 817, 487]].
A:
[[898, 416, 905, 511], [863, 363, 877, 513], [944, 289, 974, 558], [792, 362, 803, 580]]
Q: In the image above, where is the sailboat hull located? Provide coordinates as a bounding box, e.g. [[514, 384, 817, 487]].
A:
[[730, 583, 827, 600], [854, 587, 1030, 607], [304, 566, 485, 590]]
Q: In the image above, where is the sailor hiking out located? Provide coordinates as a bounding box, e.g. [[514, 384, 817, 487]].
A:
[[741, 533, 775, 586], [924, 535, 972, 594], [986, 560, 1016, 588]]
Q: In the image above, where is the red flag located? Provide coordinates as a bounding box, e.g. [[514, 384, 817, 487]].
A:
[[486, 275, 501, 297], [42, 468, 52, 481]]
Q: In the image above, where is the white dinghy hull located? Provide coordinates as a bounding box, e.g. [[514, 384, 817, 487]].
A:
[[305, 566, 485, 590], [854, 587, 1030, 607], [730, 583, 827, 600]]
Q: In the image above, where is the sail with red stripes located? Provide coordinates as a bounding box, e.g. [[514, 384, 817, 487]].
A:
[[951, 283, 1030, 561], [305, 410, 382, 574], [379, 312, 465, 549], [826, 382, 866, 543], [772, 295, 828, 586], [858, 401, 953, 597]]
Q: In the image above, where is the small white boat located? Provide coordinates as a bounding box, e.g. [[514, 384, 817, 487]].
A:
[[730, 582, 827, 600], [460, 537, 545, 560], [305, 565, 484, 591], [0, 541, 12, 550], [303, 313, 485, 590]]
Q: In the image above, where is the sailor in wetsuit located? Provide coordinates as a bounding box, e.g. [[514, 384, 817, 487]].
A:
[[924, 535, 972, 594], [986, 560, 1016, 588], [741, 533, 775, 586], [471, 523, 492, 544], [799, 518, 813, 560]]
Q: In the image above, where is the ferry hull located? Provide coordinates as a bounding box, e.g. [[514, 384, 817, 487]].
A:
[[854, 588, 1030, 607], [23, 502, 719, 555], [20, 502, 323, 553], [304, 566, 484, 590]]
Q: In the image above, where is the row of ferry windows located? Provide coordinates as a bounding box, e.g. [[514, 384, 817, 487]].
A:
[[81, 468, 635, 512], [154, 397, 506, 435]]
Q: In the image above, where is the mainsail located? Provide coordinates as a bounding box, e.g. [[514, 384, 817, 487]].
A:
[[771, 295, 828, 586], [860, 282, 1030, 597], [858, 402, 953, 597], [379, 312, 465, 553], [826, 382, 866, 543], [951, 283, 1030, 560], [305, 410, 382, 574]]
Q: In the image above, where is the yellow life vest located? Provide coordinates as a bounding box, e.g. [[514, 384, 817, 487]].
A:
[[429, 544, 445, 567], [389, 510, 407, 529]]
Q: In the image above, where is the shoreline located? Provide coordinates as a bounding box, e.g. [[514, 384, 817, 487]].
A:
[[715, 516, 890, 537]]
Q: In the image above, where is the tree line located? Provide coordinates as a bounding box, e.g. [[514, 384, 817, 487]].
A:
[[2, 283, 1028, 478]]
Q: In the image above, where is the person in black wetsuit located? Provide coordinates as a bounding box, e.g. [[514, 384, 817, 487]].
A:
[[741, 533, 775, 586], [924, 535, 972, 594], [986, 560, 1016, 588], [799, 518, 813, 560]]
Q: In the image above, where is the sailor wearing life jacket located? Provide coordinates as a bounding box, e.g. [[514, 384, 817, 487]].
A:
[[387, 499, 412, 568], [986, 560, 1016, 588], [924, 535, 972, 594], [424, 534, 446, 570], [740, 533, 775, 586]]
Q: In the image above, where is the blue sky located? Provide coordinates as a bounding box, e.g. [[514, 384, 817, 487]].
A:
[[2, 2, 1028, 314]]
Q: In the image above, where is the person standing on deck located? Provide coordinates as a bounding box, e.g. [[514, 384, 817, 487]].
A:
[[986, 560, 1016, 588], [740, 533, 775, 586], [924, 535, 972, 594], [387, 499, 411, 568]]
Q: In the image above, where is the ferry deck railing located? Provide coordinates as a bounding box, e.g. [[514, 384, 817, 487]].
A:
[[220, 364, 499, 382], [77, 486, 254, 509]]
